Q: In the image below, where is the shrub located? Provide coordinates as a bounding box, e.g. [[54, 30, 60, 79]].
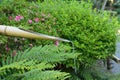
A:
[[35, 0, 119, 66]]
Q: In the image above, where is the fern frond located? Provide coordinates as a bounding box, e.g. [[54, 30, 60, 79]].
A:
[[22, 70, 70, 80], [0, 45, 78, 80], [3, 45, 80, 64], [1, 62, 55, 80], [0, 60, 54, 77]]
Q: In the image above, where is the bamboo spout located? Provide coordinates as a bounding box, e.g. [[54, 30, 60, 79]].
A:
[[0, 25, 71, 42]]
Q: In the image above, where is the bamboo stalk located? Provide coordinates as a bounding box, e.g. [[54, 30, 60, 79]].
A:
[[0, 25, 71, 42]]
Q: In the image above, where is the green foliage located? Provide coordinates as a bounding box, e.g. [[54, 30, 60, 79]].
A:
[[22, 70, 70, 80], [0, 0, 118, 63], [0, 0, 119, 79], [37, 0, 119, 65], [0, 0, 58, 36], [2, 45, 77, 64], [0, 0, 60, 60], [0, 45, 80, 80]]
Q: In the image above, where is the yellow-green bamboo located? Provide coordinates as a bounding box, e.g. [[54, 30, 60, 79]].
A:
[[0, 25, 71, 42]]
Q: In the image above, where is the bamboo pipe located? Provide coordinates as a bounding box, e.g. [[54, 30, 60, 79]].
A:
[[0, 25, 71, 42]]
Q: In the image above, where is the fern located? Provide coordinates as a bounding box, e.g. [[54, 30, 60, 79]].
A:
[[3, 70, 70, 80], [0, 45, 80, 80], [4, 45, 78, 63], [0, 61, 55, 77], [22, 70, 70, 80]]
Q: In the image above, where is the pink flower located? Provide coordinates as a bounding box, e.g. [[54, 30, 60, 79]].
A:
[[55, 40, 59, 46], [28, 20, 33, 24], [9, 16, 13, 20], [5, 44, 10, 52], [5, 47, 10, 52], [18, 15, 24, 19], [14, 15, 24, 21], [34, 18, 39, 22]]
